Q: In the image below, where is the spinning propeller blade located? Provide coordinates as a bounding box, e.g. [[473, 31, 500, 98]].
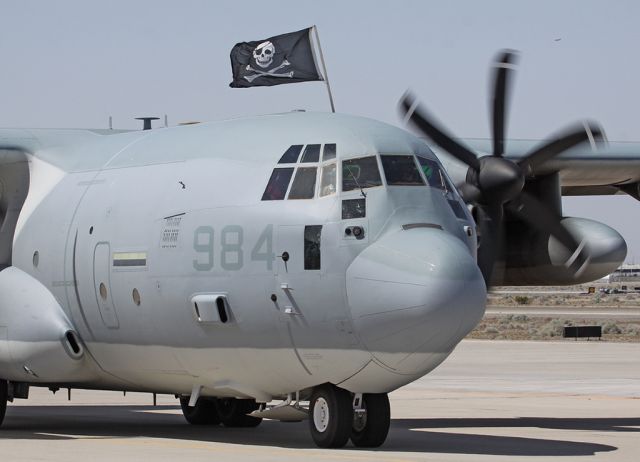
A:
[[399, 50, 605, 286]]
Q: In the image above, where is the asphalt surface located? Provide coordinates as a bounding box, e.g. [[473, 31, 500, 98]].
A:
[[1, 340, 639, 461]]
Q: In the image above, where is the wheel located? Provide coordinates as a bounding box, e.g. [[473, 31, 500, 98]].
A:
[[215, 398, 262, 427], [309, 384, 353, 448], [0, 380, 7, 427], [179, 396, 220, 425], [350, 393, 390, 447]]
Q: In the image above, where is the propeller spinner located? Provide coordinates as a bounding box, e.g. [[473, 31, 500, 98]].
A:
[[400, 50, 604, 286]]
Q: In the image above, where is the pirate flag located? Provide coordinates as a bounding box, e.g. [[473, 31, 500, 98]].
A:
[[229, 27, 324, 88]]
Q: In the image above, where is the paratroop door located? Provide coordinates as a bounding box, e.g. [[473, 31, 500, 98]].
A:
[[93, 242, 119, 328]]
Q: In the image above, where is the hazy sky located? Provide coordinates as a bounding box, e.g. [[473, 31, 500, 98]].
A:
[[2, 0, 639, 261]]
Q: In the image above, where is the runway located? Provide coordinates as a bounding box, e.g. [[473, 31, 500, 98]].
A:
[[485, 306, 640, 320], [1, 340, 639, 461]]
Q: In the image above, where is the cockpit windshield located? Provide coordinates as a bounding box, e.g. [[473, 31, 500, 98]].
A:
[[380, 155, 425, 186], [342, 156, 382, 192], [320, 162, 336, 196], [262, 143, 338, 201], [416, 155, 449, 191], [288, 167, 317, 199]]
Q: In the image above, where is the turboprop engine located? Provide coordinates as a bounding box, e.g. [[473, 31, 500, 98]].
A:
[[497, 216, 626, 286], [399, 50, 626, 288]]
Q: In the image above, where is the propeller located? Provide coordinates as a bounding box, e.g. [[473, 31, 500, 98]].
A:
[[400, 50, 603, 286]]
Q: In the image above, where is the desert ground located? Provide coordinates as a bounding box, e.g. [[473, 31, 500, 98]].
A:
[[473, 283, 640, 342]]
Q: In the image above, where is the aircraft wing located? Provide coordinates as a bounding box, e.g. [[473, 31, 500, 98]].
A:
[[455, 138, 640, 200]]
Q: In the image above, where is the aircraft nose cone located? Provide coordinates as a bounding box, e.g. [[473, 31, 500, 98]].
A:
[[346, 228, 486, 375]]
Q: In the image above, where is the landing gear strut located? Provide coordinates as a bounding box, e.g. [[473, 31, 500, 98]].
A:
[[0, 380, 7, 427]]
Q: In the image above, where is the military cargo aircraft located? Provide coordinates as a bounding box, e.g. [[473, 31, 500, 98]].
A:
[[0, 50, 632, 448]]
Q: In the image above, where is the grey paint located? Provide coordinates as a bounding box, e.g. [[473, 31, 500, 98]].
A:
[[0, 112, 630, 400], [0, 113, 483, 400]]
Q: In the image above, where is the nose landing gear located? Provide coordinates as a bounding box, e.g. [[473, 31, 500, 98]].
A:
[[350, 393, 391, 447], [309, 384, 353, 448], [308, 384, 391, 448]]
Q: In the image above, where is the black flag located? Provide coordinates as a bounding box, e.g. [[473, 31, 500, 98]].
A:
[[229, 27, 323, 88]]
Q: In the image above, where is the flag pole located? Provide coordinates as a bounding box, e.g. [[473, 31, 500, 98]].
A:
[[312, 25, 336, 113]]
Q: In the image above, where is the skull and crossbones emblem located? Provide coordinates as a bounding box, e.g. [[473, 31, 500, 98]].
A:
[[244, 41, 295, 82], [253, 41, 275, 68]]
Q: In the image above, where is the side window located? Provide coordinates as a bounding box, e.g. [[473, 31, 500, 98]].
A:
[[416, 155, 446, 190], [417, 155, 469, 219], [288, 167, 317, 199], [278, 145, 303, 164], [448, 200, 468, 219], [342, 156, 382, 192], [304, 225, 322, 270], [342, 198, 365, 219], [380, 155, 425, 186], [319, 162, 336, 197], [262, 168, 294, 200]]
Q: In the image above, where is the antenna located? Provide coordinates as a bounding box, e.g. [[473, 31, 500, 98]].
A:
[[135, 117, 160, 130], [108, 116, 113, 130]]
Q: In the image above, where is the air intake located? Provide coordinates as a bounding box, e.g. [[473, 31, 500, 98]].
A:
[[191, 294, 230, 324], [62, 330, 84, 360]]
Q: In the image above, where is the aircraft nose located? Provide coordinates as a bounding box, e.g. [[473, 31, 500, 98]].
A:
[[346, 227, 486, 375]]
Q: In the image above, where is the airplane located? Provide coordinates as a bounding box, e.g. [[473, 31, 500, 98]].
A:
[[0, 49, 633, 448]]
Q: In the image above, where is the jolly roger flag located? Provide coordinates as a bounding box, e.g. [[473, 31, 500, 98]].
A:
[[229, 27, 324, 88]]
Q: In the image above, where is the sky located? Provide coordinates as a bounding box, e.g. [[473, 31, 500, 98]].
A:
[[1, 0, 639, 261]]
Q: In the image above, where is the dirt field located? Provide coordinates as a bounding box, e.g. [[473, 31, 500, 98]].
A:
[[470, 285, 640, 342]]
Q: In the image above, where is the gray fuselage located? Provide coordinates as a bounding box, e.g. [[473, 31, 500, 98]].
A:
[[0, 112, 486, 401]]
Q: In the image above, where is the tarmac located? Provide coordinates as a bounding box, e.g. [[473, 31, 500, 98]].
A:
[[1, 339, 639, 461]]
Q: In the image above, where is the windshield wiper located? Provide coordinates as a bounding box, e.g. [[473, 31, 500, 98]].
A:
[[345, 165, 367, 198]]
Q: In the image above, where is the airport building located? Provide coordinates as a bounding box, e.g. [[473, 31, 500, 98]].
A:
[[608, 264, 640, 283]]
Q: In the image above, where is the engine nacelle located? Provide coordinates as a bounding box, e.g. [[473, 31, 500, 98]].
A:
[[0, 267, 95, 383], [498, 217, 627, 286]]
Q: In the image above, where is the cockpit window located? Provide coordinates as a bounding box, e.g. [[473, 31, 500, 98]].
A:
[[278, 145, 303, 164], [416, 155, 468, 219], [416, 155, 446, 190], [301, 144, 321, 163], [319, 162, 336, 197], [288, 167, 318, 199], [262, 168, 294, 200], [380, 155, 425, 186], [342, 156, 382, 192], [322, 143, 336, 161], [264, 143, 338, 201]]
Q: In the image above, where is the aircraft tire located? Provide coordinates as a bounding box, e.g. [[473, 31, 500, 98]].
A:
[[309, 384, 353, 448], [215, 398, 262, 428], [350, 393, 390, 447], [179, 396, 220, 425], [0, 380, 7, 427]]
